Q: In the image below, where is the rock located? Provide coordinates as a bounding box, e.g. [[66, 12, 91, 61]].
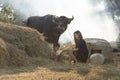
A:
[[85, 38, 113, 62], [90, 53, 105, 65]]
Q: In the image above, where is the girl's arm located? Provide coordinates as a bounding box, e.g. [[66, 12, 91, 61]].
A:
[[63, 48, 79, 52], [71, 48, 79, 51]]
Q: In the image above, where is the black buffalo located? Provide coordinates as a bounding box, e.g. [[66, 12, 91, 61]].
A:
[[26, 14, 74, 46]]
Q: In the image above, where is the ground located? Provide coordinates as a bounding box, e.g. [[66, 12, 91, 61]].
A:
[[0, 53, 120, 80], [0, 22, 119, 80]]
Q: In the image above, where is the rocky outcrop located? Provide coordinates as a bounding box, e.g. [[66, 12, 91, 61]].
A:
[[85, 38, 113, 62]]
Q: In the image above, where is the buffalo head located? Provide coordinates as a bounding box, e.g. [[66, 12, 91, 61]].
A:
[[52, 16, 74, 31]]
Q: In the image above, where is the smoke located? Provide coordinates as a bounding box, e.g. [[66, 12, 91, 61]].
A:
[[0, 0, 119, 44]]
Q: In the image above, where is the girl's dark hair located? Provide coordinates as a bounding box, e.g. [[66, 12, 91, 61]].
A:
[[74, 30, 83, 46], [53, 43, 60, 48]]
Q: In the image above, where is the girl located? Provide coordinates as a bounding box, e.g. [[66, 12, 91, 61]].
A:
[[68, 30, 89, 63]]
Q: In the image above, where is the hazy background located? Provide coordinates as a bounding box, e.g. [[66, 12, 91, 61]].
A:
[[0, 0, 119, 44]]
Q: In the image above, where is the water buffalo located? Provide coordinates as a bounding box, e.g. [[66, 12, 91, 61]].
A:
[[26, 14, 74, 46]]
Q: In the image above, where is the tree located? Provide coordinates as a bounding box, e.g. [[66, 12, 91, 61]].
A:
[[0, 4, 16, 23], [105, 0, 120, 47], [105, 0, 120, 20]]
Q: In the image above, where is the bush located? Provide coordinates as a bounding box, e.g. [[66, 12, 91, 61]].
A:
[[0, 4, 16, 23]]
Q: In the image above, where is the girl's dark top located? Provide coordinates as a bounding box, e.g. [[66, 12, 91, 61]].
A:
[[74, 39, 89, 62]]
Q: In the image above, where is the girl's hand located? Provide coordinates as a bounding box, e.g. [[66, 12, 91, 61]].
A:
[[70, 48, 79, 51]]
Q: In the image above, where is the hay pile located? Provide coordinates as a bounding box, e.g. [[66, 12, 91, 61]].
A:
[[0, 38, 9, 66], [0, 22, 52, 66]]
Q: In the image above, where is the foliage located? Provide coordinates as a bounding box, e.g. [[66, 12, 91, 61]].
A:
[[0, 4, 16, 23], [105, 0, 120, 20]]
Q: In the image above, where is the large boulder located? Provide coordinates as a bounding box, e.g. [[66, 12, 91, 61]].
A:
[[0, 22, 51, 66], [85, 38, 113, 62]]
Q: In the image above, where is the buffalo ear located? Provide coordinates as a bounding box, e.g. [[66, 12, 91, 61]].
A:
[[52, 17, 59, 24]]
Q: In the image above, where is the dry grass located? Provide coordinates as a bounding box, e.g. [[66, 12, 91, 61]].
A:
[[0, 38, 9, 67], [0, 61, 119, 80], [0, 22, 120, 80], [0, 21, 52, 66]]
